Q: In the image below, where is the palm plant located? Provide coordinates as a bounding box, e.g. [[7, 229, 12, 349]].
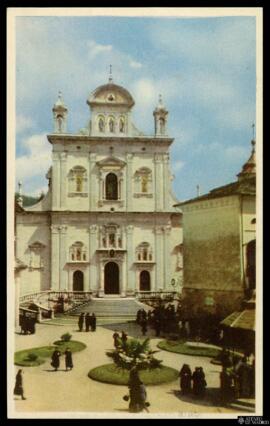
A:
[[106, 337, 163, 371]]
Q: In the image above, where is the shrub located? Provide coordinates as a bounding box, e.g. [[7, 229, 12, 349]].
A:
[[27, 352, 38, 361], [60, 332, 72, 342]]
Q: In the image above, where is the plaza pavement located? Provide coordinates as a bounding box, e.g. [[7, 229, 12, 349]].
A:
[[12, 319, 248, 417]]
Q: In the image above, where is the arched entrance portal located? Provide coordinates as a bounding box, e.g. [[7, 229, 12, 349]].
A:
[[140, 270, 151, 291], [104, 262, 119, 294], [73, 270, 84, 291]]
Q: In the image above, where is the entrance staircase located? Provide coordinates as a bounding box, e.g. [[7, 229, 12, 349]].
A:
[[66, 297, 151, 319]]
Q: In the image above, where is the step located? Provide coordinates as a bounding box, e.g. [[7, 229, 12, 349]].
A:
[[67, 298, 151, 317]]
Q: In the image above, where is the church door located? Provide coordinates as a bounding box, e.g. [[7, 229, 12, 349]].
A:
[[104, 262, 119, 294], [73, 270, 84, 291], [140, 270, 151, 291]]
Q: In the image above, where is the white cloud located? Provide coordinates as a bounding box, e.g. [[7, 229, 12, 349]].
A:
[[16, 133, 51, 185], [172, 160, 185, 172], [129, 60, 142, 69], [87, 40, 113, 58], [16, 115, 34, 134]]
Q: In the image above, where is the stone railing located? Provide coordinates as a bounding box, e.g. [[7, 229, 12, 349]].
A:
[[20, 290, 93, 304], [135, 291, 179, 301]]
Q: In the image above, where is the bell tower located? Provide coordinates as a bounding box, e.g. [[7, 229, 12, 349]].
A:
[[153, 94, 168, 137], [52, 91, 68, 133]]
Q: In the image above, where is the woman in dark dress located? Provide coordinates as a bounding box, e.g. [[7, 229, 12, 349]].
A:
[[128, 368, 148, 413], [91, 313, 96, 331], [64, 348, 73, 371], [14, 369, 26, 400], [179, 364, 192, 394], [51, 349, 61, 371]]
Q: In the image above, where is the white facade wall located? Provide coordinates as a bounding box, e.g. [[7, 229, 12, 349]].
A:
[[16, 82, 182, 297]]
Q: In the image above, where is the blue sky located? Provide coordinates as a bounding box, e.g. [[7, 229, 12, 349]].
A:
[[15, 15, 256, 201]]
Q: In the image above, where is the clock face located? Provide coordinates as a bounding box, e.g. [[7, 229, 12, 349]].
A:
[[107, 93, 115, 101]]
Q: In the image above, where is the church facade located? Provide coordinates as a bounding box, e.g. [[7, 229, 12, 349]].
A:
[[16, 79, 183, 297]]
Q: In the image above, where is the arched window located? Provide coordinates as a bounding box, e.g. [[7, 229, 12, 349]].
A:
[[68, 166, 87, 194], [57, 115, 63, 133], [159, 117, 165, 135], [119, 117, 125, 133], [69, 242, 87, 262], [106, 173, 118, 200], [98, 117, 105, 132], [108, 117, 115, 133], [136, 242, 153, 262]]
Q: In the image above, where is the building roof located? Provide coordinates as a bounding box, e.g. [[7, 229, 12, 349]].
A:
[[87, 82, 135, 108], [176, 176, 256, 207], [220, 309, 255, 331], [176, 139, 256, 207]]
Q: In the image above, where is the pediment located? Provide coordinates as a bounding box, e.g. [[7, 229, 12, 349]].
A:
[[97, 156, 126, 168], [29, 241, 46, 250]]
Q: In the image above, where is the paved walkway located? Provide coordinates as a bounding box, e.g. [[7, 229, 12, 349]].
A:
[[13, 320, 248, 417]]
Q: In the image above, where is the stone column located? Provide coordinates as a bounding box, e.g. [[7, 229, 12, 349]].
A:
[[163, 225, 171, 290], [155, 226, 163, 291], [60, 152, 67, 209], [99, 262, 105, 297], [89, 153, 96, 211], [121, 258, 127, 297], [89, 225, 98, 293], [126, 225, 134, 295], [52, 152, 60, 210], [59, 225, 67, 290], [163, 154, 170, 211], [126, 154, 133, 211], [51, 225, 60, 290], [154, 154, 163, 211]]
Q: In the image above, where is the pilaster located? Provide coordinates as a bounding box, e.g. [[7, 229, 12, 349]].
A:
[[52, 152, 60, 210], [89, 224, 98, 292], [51, 225, 60, 290], [59, 225, 67, 290], [126, 153, 133, 211], [155, 226, 164, 290], [126, 225, 134, 294], [60, 152, 67, 209]]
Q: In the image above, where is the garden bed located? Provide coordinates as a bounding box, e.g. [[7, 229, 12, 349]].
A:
[[158, 339, 221, 358], [88, 364, 179, 386], [14, 340, 86, 367]]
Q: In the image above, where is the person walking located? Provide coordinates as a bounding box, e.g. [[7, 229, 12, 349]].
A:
[[192, 367, 206, 397], [113, 331, 120, 349], [85, 313, 90, 332], [220, 366, 234, 405], [141, 318, 148, 336], [127, 368, 149, 413], [121, 331, 128, 347], [179, 364, 192, 394], [14, 369, 26, 400], [64, 348, 73, 371], [91, 313, 96, 331], [78, 313, 85, 332], [51, 349, 61, 371]]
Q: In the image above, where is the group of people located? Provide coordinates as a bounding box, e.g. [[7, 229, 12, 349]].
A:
[[78, 312, 96, 332], [112, 330, 128, 348], [20, 313, 36, 335], [179, 364, 207, 397], [136, 304, 188, 338], [219, 352, 255, 404], [51, 348, 73, 371]]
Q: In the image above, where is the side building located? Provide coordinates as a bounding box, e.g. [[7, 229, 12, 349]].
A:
[[177, 139, 256, 319]]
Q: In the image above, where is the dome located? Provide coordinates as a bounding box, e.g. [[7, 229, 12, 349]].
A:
[[87, 82, 135, 108], [237, 139, 256, 180]]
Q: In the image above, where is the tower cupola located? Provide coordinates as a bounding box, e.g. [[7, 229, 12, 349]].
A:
[[52, 91, 68, 133], [153, 94, 168, 137]]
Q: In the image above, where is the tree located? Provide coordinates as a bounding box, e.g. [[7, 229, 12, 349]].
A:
[[106, 337, 162, 371]]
